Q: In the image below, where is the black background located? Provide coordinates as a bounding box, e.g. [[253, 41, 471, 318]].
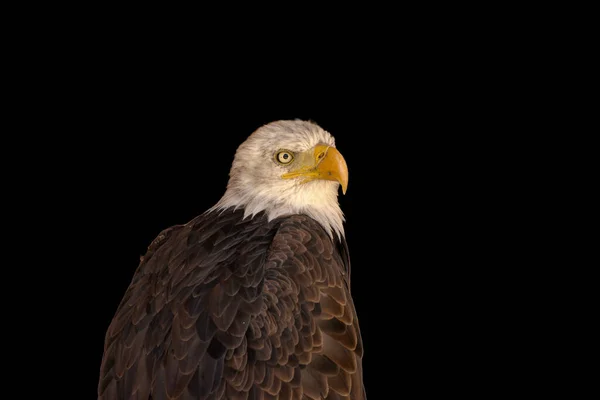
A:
[[21, 22, 538, 398]]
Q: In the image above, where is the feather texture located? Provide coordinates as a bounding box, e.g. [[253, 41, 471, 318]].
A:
[[98, 208, 365, 399]]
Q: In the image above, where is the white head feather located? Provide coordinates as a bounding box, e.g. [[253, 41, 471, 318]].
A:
[[210, 120, 345, 238]]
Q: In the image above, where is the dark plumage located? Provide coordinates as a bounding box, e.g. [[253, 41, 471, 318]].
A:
[[99, 209, 364, 399]]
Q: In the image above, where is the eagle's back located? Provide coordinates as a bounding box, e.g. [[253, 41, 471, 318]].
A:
[[98, 208, 365, 399]]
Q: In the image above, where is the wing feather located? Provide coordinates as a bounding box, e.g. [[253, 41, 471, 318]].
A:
[[98, 210, 365, 399]]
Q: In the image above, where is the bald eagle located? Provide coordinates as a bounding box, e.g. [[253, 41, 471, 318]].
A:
[[98, 120, 365, 399]]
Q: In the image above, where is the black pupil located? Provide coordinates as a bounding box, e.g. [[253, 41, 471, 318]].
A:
[[282, 154, 289, 159]]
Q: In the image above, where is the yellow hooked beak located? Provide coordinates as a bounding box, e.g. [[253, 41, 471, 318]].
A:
[[281, 145, 349, 194]]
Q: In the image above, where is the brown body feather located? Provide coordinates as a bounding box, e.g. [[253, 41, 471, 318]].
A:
[[98, 208, 365, 399]]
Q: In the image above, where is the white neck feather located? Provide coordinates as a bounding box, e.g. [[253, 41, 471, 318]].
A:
[[210, 179, 345, 239]]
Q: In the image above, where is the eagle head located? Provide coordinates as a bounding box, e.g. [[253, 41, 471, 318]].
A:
[[210, 120, 348, 238]]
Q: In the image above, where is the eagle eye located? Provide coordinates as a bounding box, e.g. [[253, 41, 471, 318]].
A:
[[275, 150, 294, 165]]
